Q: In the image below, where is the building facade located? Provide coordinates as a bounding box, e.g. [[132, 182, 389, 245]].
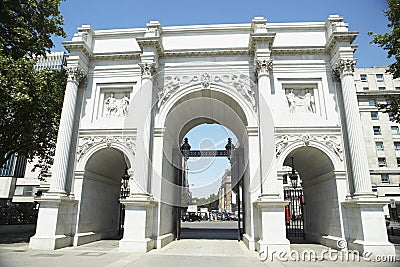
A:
[[218, 169, 237, 213], [21, 16, 396, 257], [355, 67, 400, 215]]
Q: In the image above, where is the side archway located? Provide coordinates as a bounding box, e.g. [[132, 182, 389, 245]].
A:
[[74, 146, 132, 245], [279, 144, 346, 248]]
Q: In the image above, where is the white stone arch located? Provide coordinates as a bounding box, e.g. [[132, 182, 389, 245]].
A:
[[155, 81, 259, 129], [76, 141, 135, 172], [277, 139, 343, 172]]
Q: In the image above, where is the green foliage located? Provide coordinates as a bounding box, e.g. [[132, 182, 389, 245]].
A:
[[0, 0, 66, 59], [377, 96, 400, 124], [0, 0, 66, 174], [368, 0, 400, 79]]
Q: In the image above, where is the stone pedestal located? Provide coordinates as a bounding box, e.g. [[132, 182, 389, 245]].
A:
[[342, 198, 395, 257], [254, 198, 290, 258], [29, 196, 77, 250], [119, 195, 157, 252]]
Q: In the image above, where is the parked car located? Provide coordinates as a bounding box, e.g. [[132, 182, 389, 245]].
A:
[[188, 212, 201, 222], [181, 213, 189, 222]]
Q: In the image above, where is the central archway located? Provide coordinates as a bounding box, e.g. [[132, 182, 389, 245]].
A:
[[151, 82, 261, 249]]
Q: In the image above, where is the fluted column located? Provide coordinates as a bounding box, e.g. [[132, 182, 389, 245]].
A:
[[131, 62, 156, 196], [255, 59, 279, 197], [333, 59, 373, 196], [49, 67, 86, 194]]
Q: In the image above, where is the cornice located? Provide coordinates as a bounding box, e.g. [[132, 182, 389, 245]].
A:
[[91, 52, 141, 61], [356, 90, 400, 97], [248, 32, 276, 53], [325, 31, 359, 51], [275, 126, 341, 135], [136, 36, 164, 55], [271, 46, 327, 55], [78, 128, 137, 136], [163, 48, 249, 58], [63, 40, 92, 58]]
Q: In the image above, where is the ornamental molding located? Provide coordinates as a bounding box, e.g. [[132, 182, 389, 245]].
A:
[[77, 136, 136, 161], [65, 66, 87, 84], [255, 59, 273, 76], [275, 134, 343, 161], [163, 48, 249, 58], [139, 62, 157, 77], [332, 59, 357, 79], [157, 73, 256, 109]]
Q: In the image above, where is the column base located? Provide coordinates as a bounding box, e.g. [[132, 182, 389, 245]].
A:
[[254, 198, 290, 258], [119, 238, 155, 252], [29, 235, 73, 250], [119, 194, 157, 252], [342, 198, 396, 257], [29, 195, 77, 250]]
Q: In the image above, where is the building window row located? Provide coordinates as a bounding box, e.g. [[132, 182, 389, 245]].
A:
[[376, 157, 400, 167], [370, 111, 395, 121], [375, 141, 400, 150], [360, 73, 384, 82], [373, 126, 399, 135]]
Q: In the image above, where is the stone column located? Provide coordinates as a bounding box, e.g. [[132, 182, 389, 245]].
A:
[[130, 62, 157, 196], [255, 59, 280, 198], [48, 67, 86, 195], [333, 59, 373, 197]]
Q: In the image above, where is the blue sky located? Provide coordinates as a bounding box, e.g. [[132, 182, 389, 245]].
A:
[[54, 0, 392, 67], [54, 0, 393, 197]]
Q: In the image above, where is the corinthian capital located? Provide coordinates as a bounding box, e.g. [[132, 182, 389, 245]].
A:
[[255, 59, 273, 76], [65, 67, 87, 84], [139, 62, 157, 78], [332, 59, 357, 78]]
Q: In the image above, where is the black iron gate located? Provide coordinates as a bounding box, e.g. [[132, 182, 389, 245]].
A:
[[284, 187, 305, 239]]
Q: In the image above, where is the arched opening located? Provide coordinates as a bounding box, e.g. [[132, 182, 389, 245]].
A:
[[282, 146, 342, 246], [75, 147, 130, 245], [154, 87, 255, 247]]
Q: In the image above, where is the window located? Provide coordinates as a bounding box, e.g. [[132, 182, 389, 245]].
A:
[[371, 111, 379, 120], [395, 87, 400, 90], [378, 157, 387, 167], [375, 141, 384, 150], [369, 99, 376, 106], [397, 158, 400, 167], [13, 186, 37, 196], [373, 126, 381, 135], [363, 87, 369, 91], [391, 126, 399, 135], [378, 86, 386, 91], [394, 141, 400, 150], [381, 174, 389, 183], [389, 112, 395, 121], [360, 74, 367, 81], [376, 74, 384, 82]]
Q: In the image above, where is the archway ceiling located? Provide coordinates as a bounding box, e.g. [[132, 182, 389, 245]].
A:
[[283, 146, 334, 180], [85, 147, 127, 180], [164, 90, 248, 147]]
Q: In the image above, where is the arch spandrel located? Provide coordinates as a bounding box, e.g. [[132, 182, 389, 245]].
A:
[[276, 138, 344, 174], [76, 139, 135, 172], [155, 81, 259, 130]]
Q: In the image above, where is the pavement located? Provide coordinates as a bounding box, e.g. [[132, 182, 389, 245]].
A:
[[0, 221, 399, 266]]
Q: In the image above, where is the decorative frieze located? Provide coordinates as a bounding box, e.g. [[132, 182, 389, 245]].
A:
[[275, 134, 343, 161], [77, 136, 136, 161], [157, 73, 256, 109]]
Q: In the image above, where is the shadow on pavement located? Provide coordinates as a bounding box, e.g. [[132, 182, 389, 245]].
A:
[[179, 228, 238, 240], [0, 231, 34, 244]]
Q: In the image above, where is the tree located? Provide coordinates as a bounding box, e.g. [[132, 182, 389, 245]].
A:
[[368, 0, 400, 120], [368, 0, 400, 79], [0, 0, 66, 175]]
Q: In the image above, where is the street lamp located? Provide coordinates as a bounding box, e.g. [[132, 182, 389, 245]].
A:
[[289, 157, 298, 188], [121, 167, 130, 199], [225, 138, 235, 160], [180, 137, 191, 159]]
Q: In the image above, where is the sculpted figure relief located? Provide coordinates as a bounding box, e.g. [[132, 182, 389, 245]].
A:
[[285, 89, 316, 114], [104, 93, 130, 117]]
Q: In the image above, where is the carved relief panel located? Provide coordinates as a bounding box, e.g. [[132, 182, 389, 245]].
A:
[[92, 83, 135, 122]]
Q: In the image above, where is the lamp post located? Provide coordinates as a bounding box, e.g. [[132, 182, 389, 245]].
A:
[[289, 157, 298, 188], [225, 137, 235, 160], [121, 167, 130, 199], [180, 137, 191, 159]]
